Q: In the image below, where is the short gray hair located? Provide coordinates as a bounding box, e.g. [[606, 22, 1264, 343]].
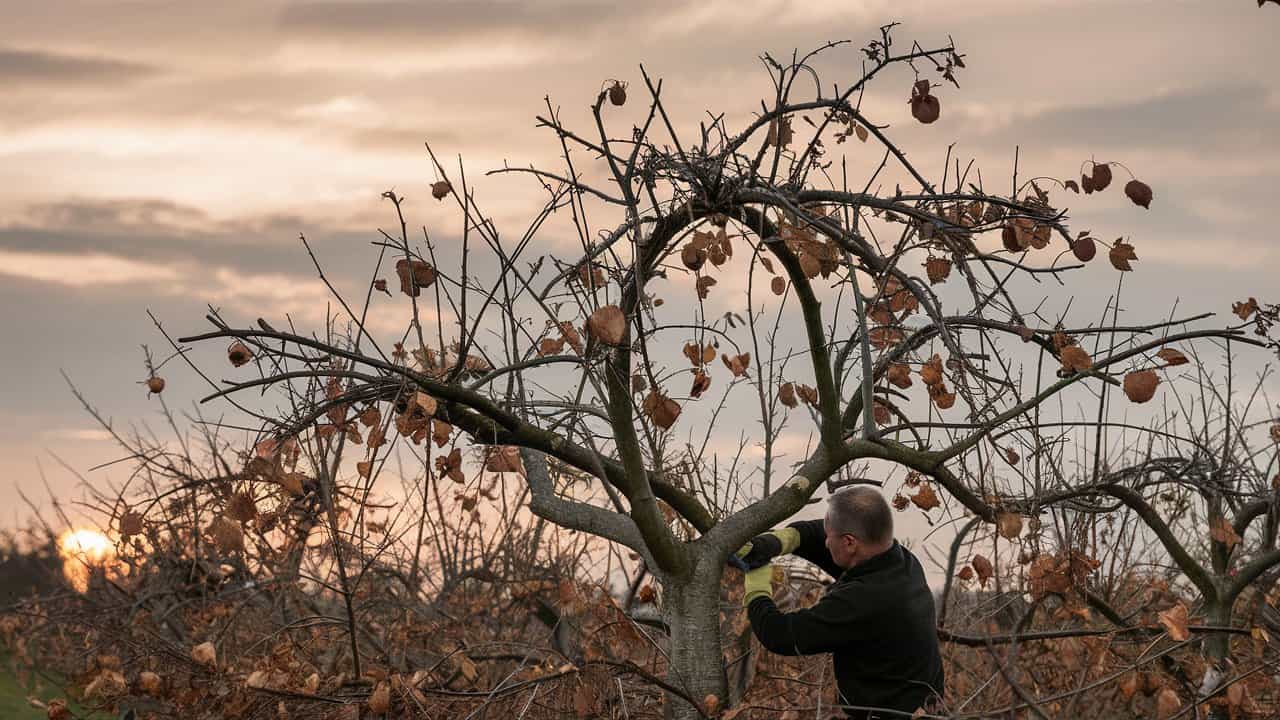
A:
[[826, 486, 894, 545]]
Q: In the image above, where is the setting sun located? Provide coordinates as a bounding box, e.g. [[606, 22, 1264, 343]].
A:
[[57, 528, 115, 593]]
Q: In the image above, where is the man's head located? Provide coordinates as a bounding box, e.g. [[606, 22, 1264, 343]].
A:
[[823, 486, 895, 569]]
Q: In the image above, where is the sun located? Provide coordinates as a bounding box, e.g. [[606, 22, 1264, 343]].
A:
[[58, 528, 116, 593]]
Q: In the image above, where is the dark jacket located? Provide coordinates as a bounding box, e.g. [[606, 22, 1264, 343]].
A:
[[747, 519, 944, 719]]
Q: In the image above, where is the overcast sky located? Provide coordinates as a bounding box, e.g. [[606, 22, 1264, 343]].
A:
[[2, 0, 1278, 532]]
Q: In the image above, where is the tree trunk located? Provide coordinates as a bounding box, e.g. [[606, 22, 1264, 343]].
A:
[[1201, 601, 1232, 720], [661, 561, 729, 720]]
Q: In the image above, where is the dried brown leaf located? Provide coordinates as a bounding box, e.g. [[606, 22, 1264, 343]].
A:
[[778, 382, 797, 408], [1157, 602, 1190, 642], [395, 259, 437, 296], [1109, 239, 1138, 271], [971, 554, 994, 588], [996, 512, 1023, 539], [910, 483, 940, 511], [1124, 179, 1153, 209], [886, 363, 913, 389], [1233, 297, 1259, 320], [690, 369, 711, 398], [228, 341, 254, 367], [1123, 369, 1160, 403], [586, 305, 627, 346], [1059, 344, 1093, 373]]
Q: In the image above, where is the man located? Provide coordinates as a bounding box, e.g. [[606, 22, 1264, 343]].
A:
[[738, 486, 944, 719]]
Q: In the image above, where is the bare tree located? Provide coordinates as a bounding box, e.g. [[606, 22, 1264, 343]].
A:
[[163, 27, 1277, 718]]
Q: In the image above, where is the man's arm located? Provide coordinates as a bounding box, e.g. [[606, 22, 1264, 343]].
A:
[[786, 518, 843, 580], [746, 591, 864, 656]]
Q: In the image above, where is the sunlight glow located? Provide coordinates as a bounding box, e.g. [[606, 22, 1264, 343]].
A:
[[58, 528, 116, 593]]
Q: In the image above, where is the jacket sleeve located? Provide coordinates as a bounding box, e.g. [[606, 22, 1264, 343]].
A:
[[786, 518, 843, 580], [747, 590, 867, 656]]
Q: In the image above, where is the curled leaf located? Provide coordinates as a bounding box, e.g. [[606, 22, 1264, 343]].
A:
[[228, 341, 254, 367], [1089, 162, 1113, 192], [1156, 347, 1189, 366], [778, 382, 797, 408], [920, 355, 944, 387], [1071, 236, 1097, 262], [1123, 369, 1160, 403], [886, 363, 913, 389], [924, 256, 951, 284], [1124, 179, 1153, 209], [928, 383, 956, 410], [910, 483, 940, 511], [681, 243, 705, 271], [395, 259, 437, 296], [721, 352, 751, 377], [642, 391, 681, 429], [796, 384, 819, 407], [1233, 297, 1259, 320], [909, 81, 941, 124], [696, 275, 717, 299], [1059, 344, 1093, 373], [1157, 602, 1190, 642], [971, 554, 994, 587], [586, 305, 627, 346], [607, 80, 627, 107], [689, 369, 711, 398], [431, 180, 451, 200]]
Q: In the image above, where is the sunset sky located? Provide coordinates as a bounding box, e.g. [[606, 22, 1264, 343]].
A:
[[2, 0, 1277, 531]]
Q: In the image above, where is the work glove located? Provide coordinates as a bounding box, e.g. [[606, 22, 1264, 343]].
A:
[[742, 564, 775, 607], [735, 526, 801, 570]]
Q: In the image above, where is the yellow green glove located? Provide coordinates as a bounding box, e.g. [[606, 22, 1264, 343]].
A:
[[735, 527, 802, 570], [742, 564, 775, 607]]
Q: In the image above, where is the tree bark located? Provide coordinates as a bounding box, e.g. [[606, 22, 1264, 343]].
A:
[[661, 560, 728, 720], [1200, 600, 1232, 720]]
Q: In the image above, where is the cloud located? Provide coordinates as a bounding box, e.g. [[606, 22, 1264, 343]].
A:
[[37, 428, 113, 442], [0, 249, 180, 287], [0, 47, 157, 87], [275, 1, 652, 43], [961, 84, 1276, 153], [0, 197, 371, 273]]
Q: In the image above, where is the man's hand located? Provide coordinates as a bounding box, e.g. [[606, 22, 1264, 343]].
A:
[[742, 564, 775, 607], [735, 527, 801, 570]]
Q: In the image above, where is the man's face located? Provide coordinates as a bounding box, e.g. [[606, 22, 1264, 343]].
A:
[[823, 512, 859, 569]]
